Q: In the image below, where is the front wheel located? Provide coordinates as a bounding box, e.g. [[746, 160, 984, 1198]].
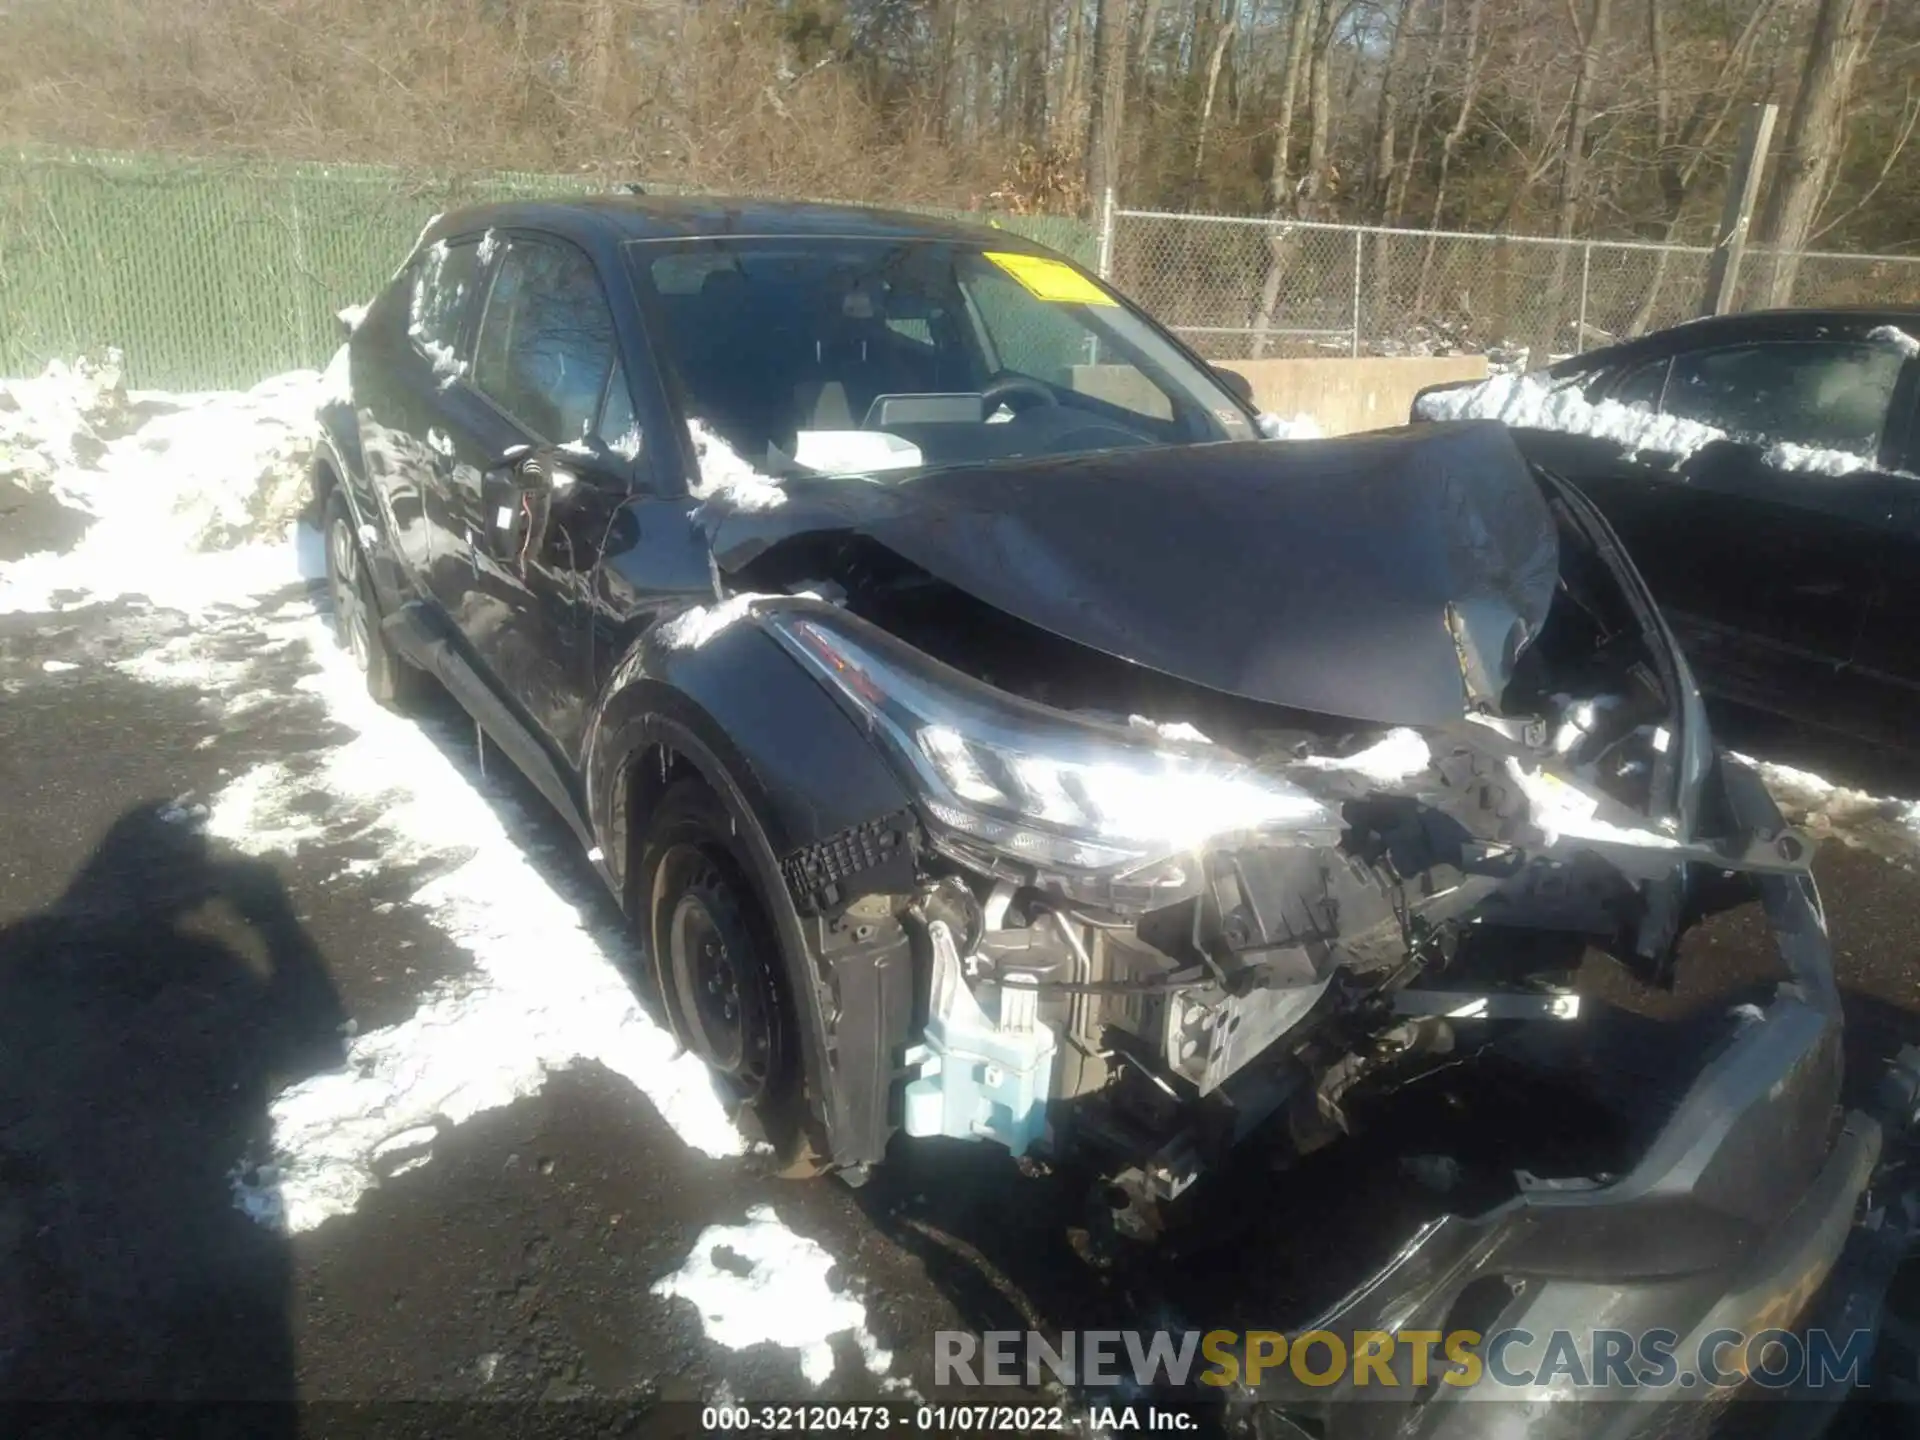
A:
[[322, 490, 430, 710], [640, 778, 811, 1163]]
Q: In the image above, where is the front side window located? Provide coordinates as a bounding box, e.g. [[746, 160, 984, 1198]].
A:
[[631, 237, 1254, 476], [474, 239, 619, 444], [1663, 342, 1901, 457]]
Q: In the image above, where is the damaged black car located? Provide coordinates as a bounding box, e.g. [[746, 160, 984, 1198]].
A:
[[313, 197, 1883, 1421]]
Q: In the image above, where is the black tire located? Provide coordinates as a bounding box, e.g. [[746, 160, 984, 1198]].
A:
[[639, 778, 806, 1153], [322, 490, 431, 710]]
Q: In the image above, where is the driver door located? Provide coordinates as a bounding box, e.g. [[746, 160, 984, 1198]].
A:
[[442, 232, 638, 762]]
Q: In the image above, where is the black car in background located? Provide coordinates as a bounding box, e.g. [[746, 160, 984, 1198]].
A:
[[313, 197, 1884, 1430], [1414, 309, 1920, 749]]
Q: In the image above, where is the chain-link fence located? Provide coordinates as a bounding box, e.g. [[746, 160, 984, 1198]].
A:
[[0, 149, 1095, 389], [6, 148, 1916, 389], [1105, 206, 1920, 363]]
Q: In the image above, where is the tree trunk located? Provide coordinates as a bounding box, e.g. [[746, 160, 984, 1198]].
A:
[[1024, 0, 1052, 151], [1368, 0, 1416, 345], [1084, 0, 1131, 213], [1626, 0, 1781, 332], [1055, 0, 1087, 157], [1756, 0, 1881, 305], [583, 0, 620, 116], [1267, 0, 1319, 211], [1369, 0, 1415, 217], [1192, 0, 1240, 177], [1303, 0, 1337, 210], [1248, 0, 1325, 356], [1387, 0, 1447, 224], [1133, 0, 1165, 81], [1413, 0, 1485, 315], [1530, 0, 1613, 364]]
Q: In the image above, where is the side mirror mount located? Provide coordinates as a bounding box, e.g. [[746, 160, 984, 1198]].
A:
[[1212, 365, 1255, 405]]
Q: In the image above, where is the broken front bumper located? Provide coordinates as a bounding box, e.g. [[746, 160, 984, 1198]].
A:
[[1246, 860, 1885, 1440]]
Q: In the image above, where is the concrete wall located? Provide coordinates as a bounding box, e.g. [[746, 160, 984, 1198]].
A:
[[1217, 355, 1490, 435]]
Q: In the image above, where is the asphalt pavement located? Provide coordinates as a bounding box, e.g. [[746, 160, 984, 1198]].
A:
[[2, 517, 1919, 1433]]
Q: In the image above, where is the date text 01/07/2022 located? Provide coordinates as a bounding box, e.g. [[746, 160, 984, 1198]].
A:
[[697, 1403, 1199, 1432]]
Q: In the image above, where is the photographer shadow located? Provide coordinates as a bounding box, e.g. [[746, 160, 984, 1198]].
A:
[[0, 801, 347, 1411]]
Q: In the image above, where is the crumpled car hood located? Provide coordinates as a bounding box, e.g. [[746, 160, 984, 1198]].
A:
[[706, 421, 1560, 727]]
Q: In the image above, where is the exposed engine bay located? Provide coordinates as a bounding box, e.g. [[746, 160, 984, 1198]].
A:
[[707, 426, 1815, 1238]]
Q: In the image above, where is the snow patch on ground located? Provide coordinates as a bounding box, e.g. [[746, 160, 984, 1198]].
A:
[[1739, 753, 1920, 856], [0, 358, 324, 614], [1, 359, 753, 1232], [652, 1205, 892, 1387], [196, 614, 748, 1230]]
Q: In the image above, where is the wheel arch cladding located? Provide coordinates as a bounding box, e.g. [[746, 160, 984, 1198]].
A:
[[584, 619, 924, 1170]]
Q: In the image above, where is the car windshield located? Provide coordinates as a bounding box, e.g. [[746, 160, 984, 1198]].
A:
[[626, 236, 1257, 477]]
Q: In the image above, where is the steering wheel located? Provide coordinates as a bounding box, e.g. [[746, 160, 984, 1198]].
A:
[[980, 374, 1060, 417]]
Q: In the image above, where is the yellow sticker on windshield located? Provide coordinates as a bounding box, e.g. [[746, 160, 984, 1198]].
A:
[[984, 252, 1117, 306]]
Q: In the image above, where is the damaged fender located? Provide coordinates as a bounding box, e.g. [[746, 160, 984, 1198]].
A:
[[581, 608, 924, 1170]]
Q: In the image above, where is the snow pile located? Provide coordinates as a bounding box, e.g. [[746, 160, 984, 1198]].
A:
[[1739, 754, 1920, 857], [0, 350, 132, 484], [0, 360, 325, 614], [652, 1205, 892, 1387]]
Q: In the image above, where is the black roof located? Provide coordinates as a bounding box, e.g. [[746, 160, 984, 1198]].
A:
[[1553, 305, 1920, 375], [422, 194, 1039, 253]]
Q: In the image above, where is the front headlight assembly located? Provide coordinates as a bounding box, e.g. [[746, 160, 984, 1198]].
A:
[[762, 607, 1332, 896]]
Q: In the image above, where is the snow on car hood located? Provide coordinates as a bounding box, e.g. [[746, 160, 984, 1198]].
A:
[[705, 422, 1561, 728]]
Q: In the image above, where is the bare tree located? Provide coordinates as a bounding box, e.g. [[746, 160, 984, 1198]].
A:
[[1248, 0, 1324, 355], [1529, 0, 1614, 362], [1192, 0, 1242, 176], [1085, 0, 1132, 210], [1756, 0, 1884, 304]]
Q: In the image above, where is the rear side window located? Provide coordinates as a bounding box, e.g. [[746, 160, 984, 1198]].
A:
[[408, 239, 484, 378], [473, 239, 619, 443], [1663, 342, 1902, 456]]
